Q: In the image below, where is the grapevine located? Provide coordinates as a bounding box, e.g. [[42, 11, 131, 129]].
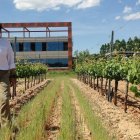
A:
[[75, 54, 140, 98]]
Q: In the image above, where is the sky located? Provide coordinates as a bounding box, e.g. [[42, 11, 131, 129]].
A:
[[0, 0, 140, 54]]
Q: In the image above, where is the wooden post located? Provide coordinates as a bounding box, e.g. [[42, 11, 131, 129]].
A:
[[105, 78, 108, 95], [31, 76, 33, 87], [25, 77, 26, 91], [124, 81, 129, 112], [101, 77, 103, 95], [114, 80, 118, 105], [93, 78, 95, 90], [12, 37, 17, 98], [34, 76, 35, 86], [90, 77, 92, 87], [27, 78, 29, 89], [108, 80, 111, 102], [108, 31, 114, 101], [97, 77, 99, 92]]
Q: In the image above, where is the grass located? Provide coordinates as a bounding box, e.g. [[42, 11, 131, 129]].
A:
[[16, 78, 60, 140], [47, 70, 76, 79], [59, 77, 78, 140], [0, 77, 60, 140], [0, 76, 117, 140], [70, 80, 117, 140]]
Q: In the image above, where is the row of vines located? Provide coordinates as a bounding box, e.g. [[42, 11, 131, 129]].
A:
[[75, 53, 140, 112], [10, 61, 48, 98]]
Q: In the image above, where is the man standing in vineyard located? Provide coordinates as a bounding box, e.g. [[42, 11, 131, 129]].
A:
[[0, 23, 16, 128]]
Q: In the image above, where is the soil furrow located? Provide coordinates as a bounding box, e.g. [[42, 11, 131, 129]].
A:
[[44, 81, 64, 140], [10, 79, 51, 117], [69, 84, 92, 140]]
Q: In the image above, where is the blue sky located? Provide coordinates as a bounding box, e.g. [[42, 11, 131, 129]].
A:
[[1, 0, 140, 54]]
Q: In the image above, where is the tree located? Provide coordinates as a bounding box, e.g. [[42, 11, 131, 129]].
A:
[[73, 49, 90, 69], [126, 37, 133, 51]]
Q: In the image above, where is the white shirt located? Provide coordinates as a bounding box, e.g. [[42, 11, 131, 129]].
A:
[[0, 38, 15, 70]]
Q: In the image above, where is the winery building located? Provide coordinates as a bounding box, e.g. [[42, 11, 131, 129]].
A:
[[1, 22, 72, 70]]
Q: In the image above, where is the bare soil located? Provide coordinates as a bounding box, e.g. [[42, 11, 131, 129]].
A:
[[72, 79, 140, 140]]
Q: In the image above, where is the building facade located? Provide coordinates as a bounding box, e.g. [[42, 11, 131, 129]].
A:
[[1, 22, 72, 70]]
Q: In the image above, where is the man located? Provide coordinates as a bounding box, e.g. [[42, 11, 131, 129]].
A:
[[0, 23, 16, 127]]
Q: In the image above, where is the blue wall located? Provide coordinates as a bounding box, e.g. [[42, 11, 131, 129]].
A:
[[12, 42, 66, 51]]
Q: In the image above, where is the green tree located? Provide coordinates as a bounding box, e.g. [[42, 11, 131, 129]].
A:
[[126, 37, 133, 51]]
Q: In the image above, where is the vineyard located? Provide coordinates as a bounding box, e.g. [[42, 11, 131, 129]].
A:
[[0, 56, 140, 140], [75, 53, 140, 110]]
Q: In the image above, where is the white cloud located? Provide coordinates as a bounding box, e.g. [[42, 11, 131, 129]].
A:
[[13, 0, 101, 11], [102, 19, 107, 22], [115, 16, 120, 20], [52, 7, 60, 10], [123, 12, 140, 20], [76, 0, 100, 9], [66, 9, 70, 13], [123, 6, 132, 13], [136, 0, 140, 5]]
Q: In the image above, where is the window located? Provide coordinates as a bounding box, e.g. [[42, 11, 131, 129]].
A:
[[42, 42, 46, 51], [46, 58, 68, 67], [24, 42, 30, 52], [12, 43, 19, 52], [19, 43, 23, 51], [31, 42, 35, 51], [35, 42, 42, 51], [63, 42, 68, 51], [58, 58, 68, 67], [47, 42, 64, 51], [58, 42, 63, 51], [47, 42, 58, 51]]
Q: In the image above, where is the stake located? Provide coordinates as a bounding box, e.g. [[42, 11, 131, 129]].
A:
[[124, 81, 129, 112], [25, 77, 26, 91], [101, 77, 103, 95], [97, 78, 99, 92], [114, 80, 118, 105], [12, 37, 17, 98], [90, 77, 92, 87], [108, 80, 111, 102], [105, 78, 108, 95], [93, 78, 95, 90]]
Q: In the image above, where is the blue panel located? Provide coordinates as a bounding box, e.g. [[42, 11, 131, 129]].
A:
[[58, 58, 68, 67], [24, 42, 31, 52], [47, 42, 64, 51], [46, 58, 68, 67], [35, 42, 42, 51], [12, 43, 19, 52], [47, 42, 58, 51], [58, 42, 63, 51]]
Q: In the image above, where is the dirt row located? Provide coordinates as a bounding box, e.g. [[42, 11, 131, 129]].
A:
[[69, 84, 92, 140], [10, 79, 51, 116], [43, 81, 93, 140], [72, 79, 140, 140], [44, 81, 64, 139]]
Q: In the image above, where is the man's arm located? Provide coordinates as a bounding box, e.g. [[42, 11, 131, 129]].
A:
[[10, 68, 16, 87]]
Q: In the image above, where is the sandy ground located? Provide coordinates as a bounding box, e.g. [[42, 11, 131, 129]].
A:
[[72, 79, 140, 140]]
